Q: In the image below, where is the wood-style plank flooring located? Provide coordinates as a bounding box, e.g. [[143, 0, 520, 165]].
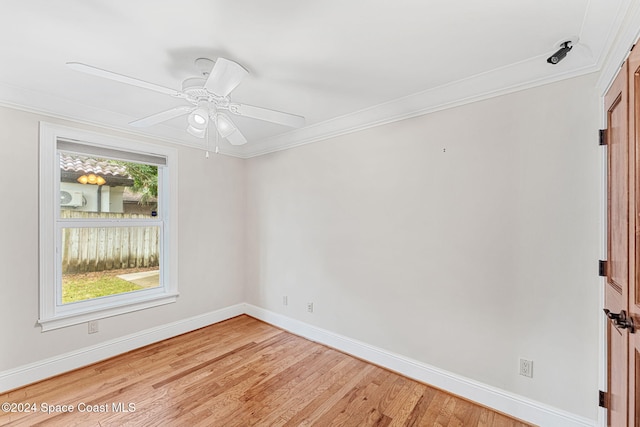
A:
[[0, 315, 533, 426]]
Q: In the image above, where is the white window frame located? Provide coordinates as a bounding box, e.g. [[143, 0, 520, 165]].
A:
[[39, 122, 179, 331]]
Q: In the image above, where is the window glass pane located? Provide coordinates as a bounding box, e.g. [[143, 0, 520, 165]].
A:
[[59, 153, 159, 217], [61, 226, 161, 304]]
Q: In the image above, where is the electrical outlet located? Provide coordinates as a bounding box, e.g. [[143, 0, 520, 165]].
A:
[[283, 296, 288, 306], [307, 302, 314, 313], [519, 358, 533, 378], [88, 320, 99, 334]]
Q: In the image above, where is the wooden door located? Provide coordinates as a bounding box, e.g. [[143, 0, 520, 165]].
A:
[[629, 44, 640, 427], [605, 58, 630, 426]]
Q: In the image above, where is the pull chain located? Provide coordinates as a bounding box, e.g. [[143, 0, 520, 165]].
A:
[[204, 115, 221, 157], [205, 122, 210, 158], [215, 118, 220, 154]]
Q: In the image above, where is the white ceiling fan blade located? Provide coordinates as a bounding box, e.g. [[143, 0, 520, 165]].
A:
[[129, 106, 193, 127], [67, 62, 180, 97], [204, 58, 248, 97], [229, 103, 305, 128], [226, 129, 248, 146]]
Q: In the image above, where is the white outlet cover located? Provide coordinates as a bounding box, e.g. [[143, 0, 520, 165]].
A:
[[519, 358, 533, 378], [88, 320, 99, 334]]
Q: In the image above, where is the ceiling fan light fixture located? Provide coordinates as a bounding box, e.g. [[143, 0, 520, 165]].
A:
[[188, 108, 209, 130], [215, 113, 236, 138], [187, 125, 206, 138], [226, 129, 248, 146], [193, 114, 206, 125]]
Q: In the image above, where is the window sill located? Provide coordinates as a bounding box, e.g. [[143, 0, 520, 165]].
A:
[[38, 292, 179, 332]]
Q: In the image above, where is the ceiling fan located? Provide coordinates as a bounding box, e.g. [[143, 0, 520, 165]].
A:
[[66, 58, 305, 145]]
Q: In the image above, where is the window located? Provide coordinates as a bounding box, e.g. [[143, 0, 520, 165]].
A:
[[39, 123, 178, 331]]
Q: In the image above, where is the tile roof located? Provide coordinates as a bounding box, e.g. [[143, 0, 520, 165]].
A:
[[59, 153, 131, 178]]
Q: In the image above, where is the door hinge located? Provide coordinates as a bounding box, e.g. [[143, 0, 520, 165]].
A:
[[599, 390, 607, 408], [599, 260, 607, 277], [599, 129, 607, 146]]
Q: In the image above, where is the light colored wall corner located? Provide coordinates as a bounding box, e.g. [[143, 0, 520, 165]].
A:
[[244, 73, 601, 420], [240, 156, 249, 303]]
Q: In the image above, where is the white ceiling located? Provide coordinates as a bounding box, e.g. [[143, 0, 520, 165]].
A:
[[0, 0, 633, 157]]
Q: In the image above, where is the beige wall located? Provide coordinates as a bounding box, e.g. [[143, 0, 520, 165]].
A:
[[245, 73, 601, 418], [0, 106, 246, 370]]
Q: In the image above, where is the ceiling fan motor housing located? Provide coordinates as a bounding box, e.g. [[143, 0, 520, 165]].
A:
[[181, 77, 208, 97]]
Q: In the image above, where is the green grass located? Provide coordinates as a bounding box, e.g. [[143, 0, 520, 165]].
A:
[[62, 274, 144, 304]]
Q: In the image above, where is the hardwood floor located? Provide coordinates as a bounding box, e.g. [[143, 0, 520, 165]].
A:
[[0, 315, 532, 426]]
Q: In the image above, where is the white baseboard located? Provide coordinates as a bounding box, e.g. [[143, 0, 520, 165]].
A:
[[244, 304, 596, 427], [0, 304, 244, 393], [0, 302, 596, 427]]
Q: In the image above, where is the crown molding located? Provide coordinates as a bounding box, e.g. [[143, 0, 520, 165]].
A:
[[238, 0, 632, 158], [596, 0, 640, 94], [242, 59, 600, 158], [0, 55, 602, 160], [0, 0, 632, 160]]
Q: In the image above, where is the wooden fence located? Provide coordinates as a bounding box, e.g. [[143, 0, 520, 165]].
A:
[[61, 211, 159, 274]]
